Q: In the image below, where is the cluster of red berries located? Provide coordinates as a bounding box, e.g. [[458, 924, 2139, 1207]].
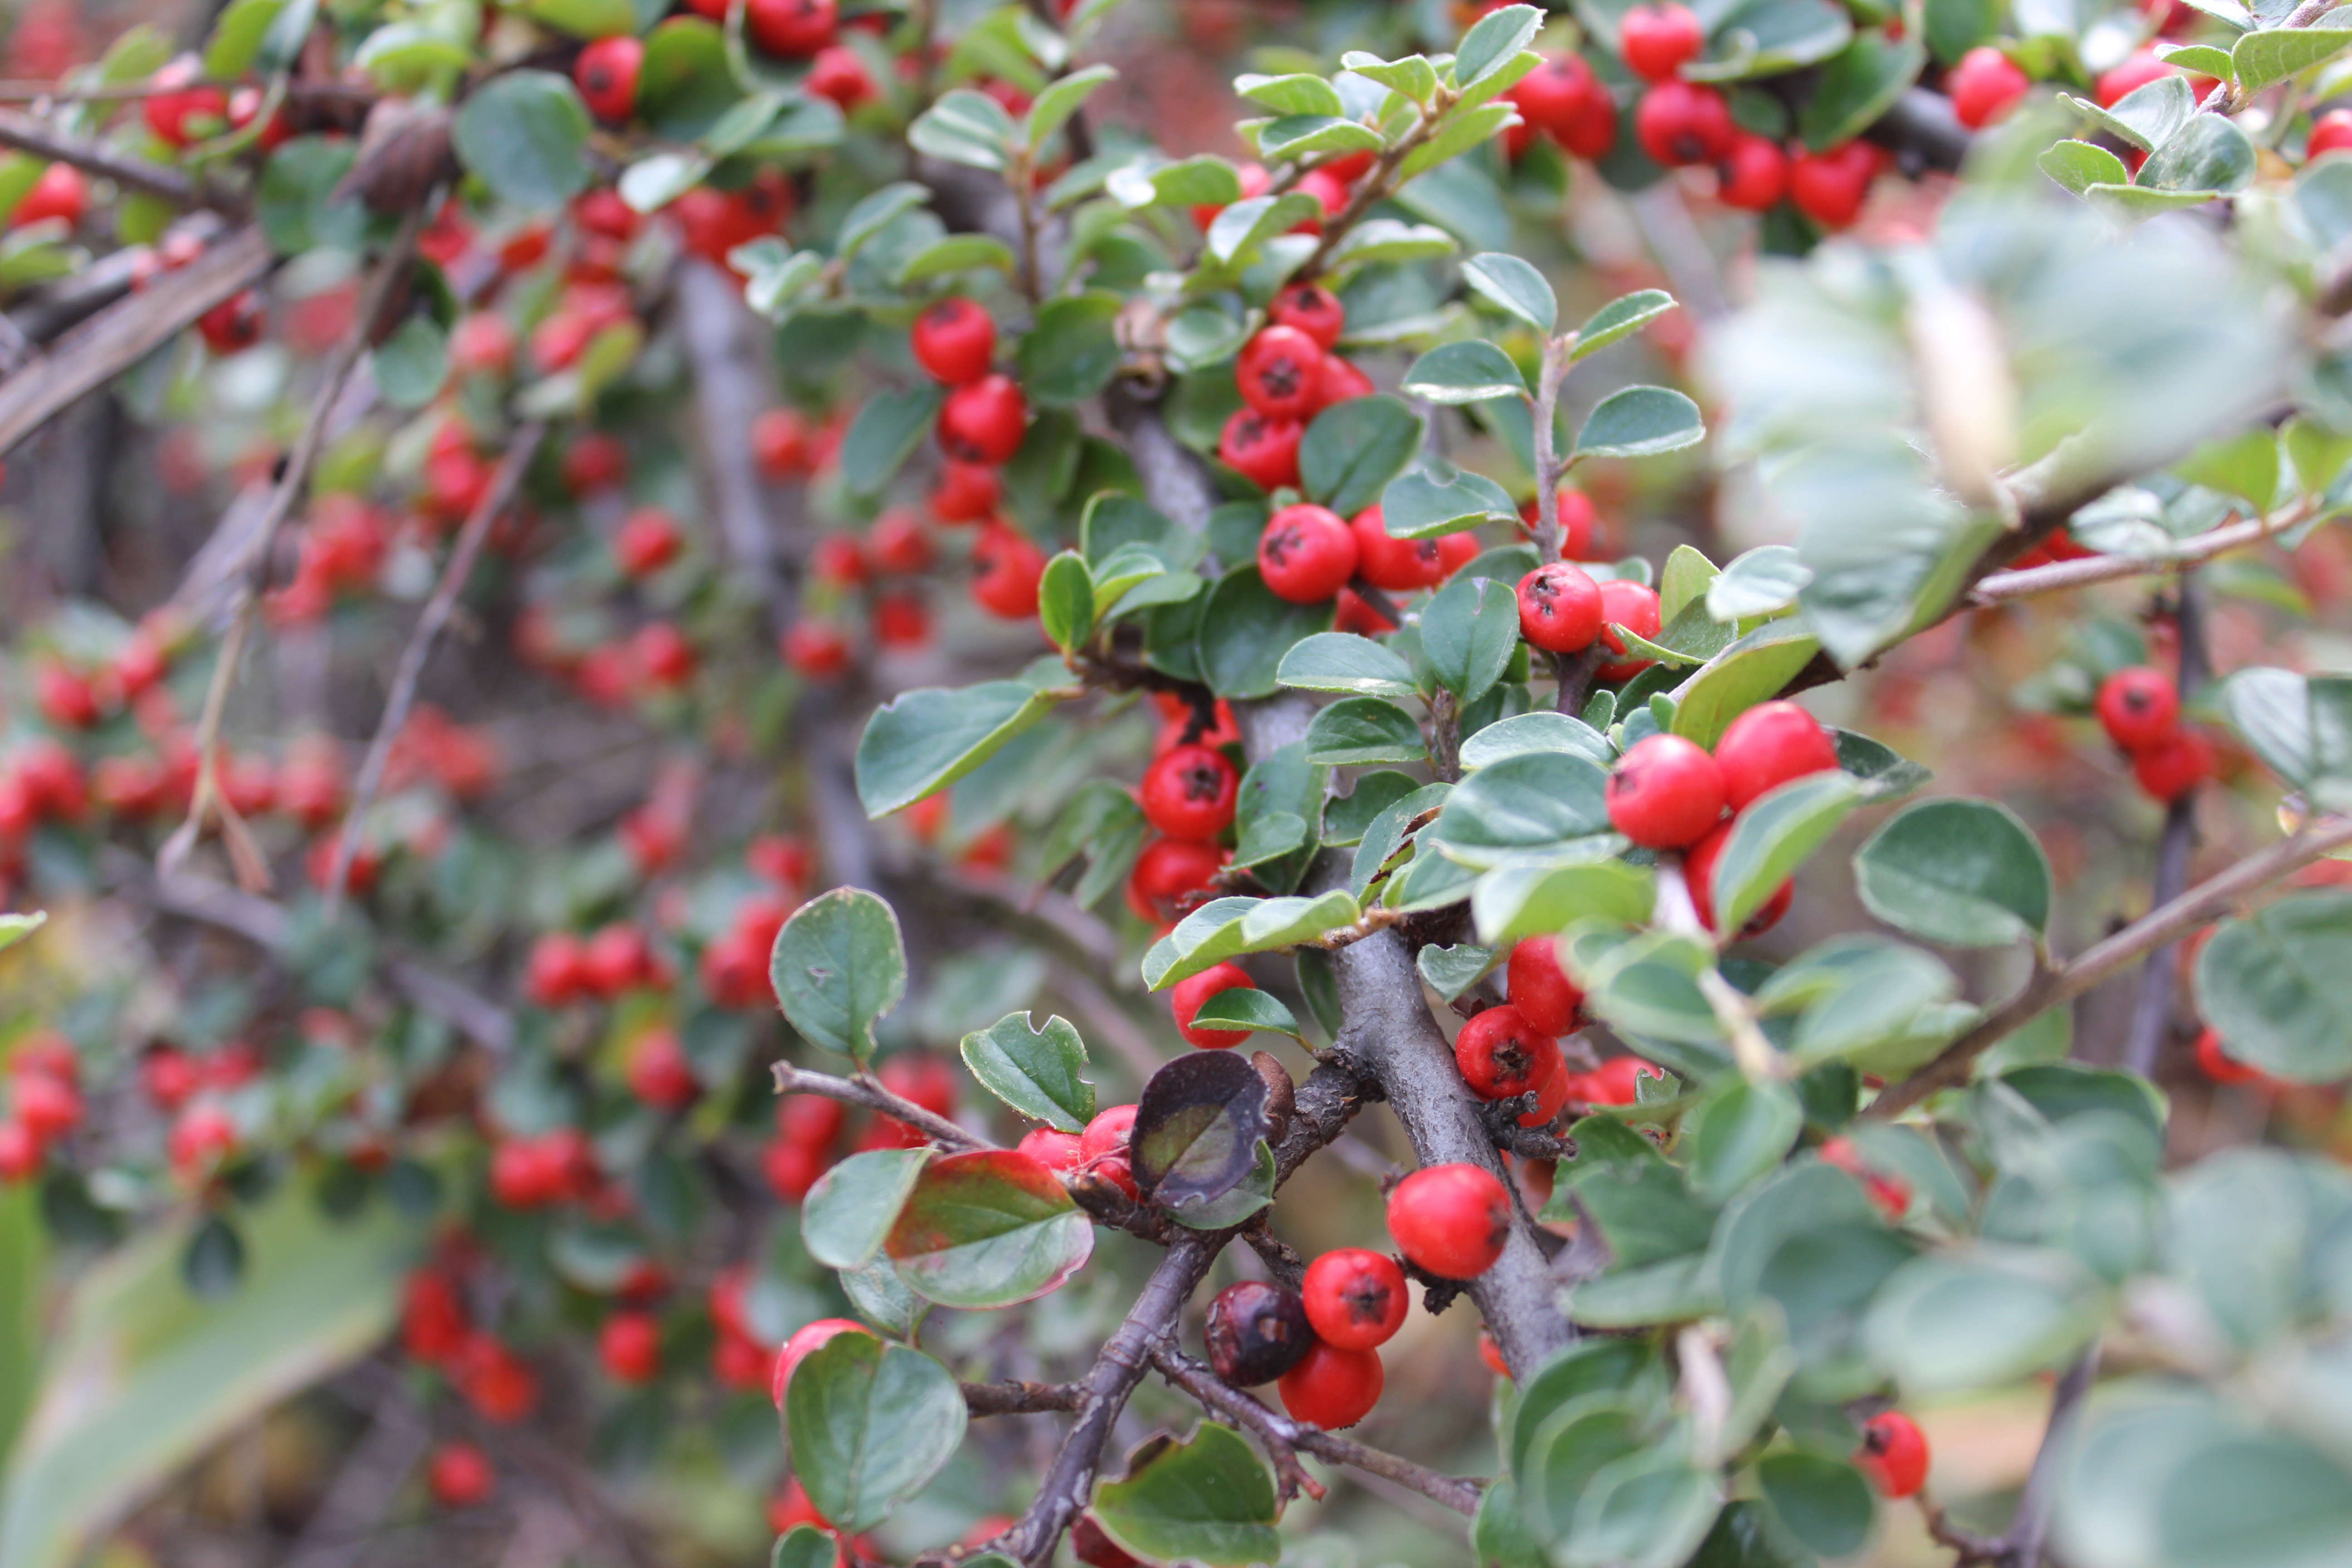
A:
[[1200, 1245, 1410, 1429], [0, 1032, 82, 1183], [1015, 1099, 1142, 1197], [917, 296, 1049, 621], [1607, 700, 1842, 934], [1454, 941, 1661, 1127], [1119, 694, 1245, 927], [2094, 665, 2212, 804], [524, 923, 673, 1008], [1515, 559, 1664, 682], [1218, 283, 1374, 495]]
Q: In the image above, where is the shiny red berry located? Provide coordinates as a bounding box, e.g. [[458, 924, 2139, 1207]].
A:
[[1594, 579, 1662, 681], [1620, 2, 1704, 82], [1716, 132, 1789, 210], [1387, 1162, 1512, 1280], [1856, 1411, 1930, 1499], [1351, 505, 1445, 593], [1789, 142, 1879, 230], [753, 408, 811, 477], [1302, 1248, 1408, 1351], [745, 0, 836, 56], [1607, 734, 1726, 849], [1269, 283, 1345, 349], [2095, 666, 2180, 752], [971, 523, 1046, 618], [938, 374, 1028, 464], [1278, 1340, 1384, 1428], [428, 1442, 495, 1508], [599, 1310, 663, 1383], [2133, 729, 2213, 801], [1219, 410, 1304, 490], [1948, 46, 2030, 128], [2313, 108, 2352, 159], [1455, 1004, 1564, 1104], [575, 35, 642, 122], [1171, 960, 1255, 1048], [1685, 819, 1792, 938], [1140, 744, 1240, 842], [1635, 80, 1734, 166], [615, 507, 682, 577], [1126, 837, 1227, 924], [1715, 699, 1839, 809], [1258, 503, 1358, 603], [1235, 325, 1328, 421], [1506, 936, 1583, 1037], [911, 297, 996, 385], [1516, 562, 1604, 652], [1017, 1126, 1085, 1170]]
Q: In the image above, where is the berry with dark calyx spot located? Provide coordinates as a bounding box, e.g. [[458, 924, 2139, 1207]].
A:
[[2133, 729, 2213, 801], [807, 44, 874, 108], [1949, 45, 2030, 128], [1318, 353, 1375, 407], [1856, 1411, 1931, 1498], [1277, 1340, 1384, 1428], [1125, 836, 1228, 925], [1351, 505, 1446, 593], [1171, 961, 1256, 1048], [1510, 54, 1603, 142], [574, 35, 642, 122], [1716, 132, 1789, 210], [1635, 80, 1735, 167], [1506, 936, 1583, 1038], [197, 290, 265, 356], [752, 408, 811, 477], [1685, 819, 1792, 938], [1594, 579, 1663, 681], [911, 296, 996, 385], [1219, 409, 1304, 490], [1205, 1279, 1314, 1385], [2194, 1026, 2268, 1086], [971, 523, 1046, 619], [427, 1442, 495, 1509], [1269, 282, 1346, 349], [1789, 142, 1879, 230], [938, 374, 1028, 464], [1715, 699, 1839, 809], [745, 0, 837, 56], [1081, 1102, 1138, 1163], [1516, 562, 1604, 653], [1258, 503, 1358, 603], [1139, 744, 1240, 842], [931, 458, 1000, 521], [2096, 665, 2180, 752], [1455, 1004, 1566, 1107], [1301, 1249, 1408, 1351], [1017, 1125, 1085, 1170], [1608, 734, 1726, 849], [1387, 1162, 1512, 1280], [614, 507, 682, 578], [1235, 324, 1329, 421], [1619, 2, 1705, 82]]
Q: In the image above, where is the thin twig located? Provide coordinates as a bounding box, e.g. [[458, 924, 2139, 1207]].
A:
[[1552, 643, 1607, 718], [1997, 1344, 2100, 1567], [962, 1378, 1085, 1416], [159, 207, 424, 888], [2122, 576, 2208, 1077], [769, 1062, 999, 1152], [0, 106, 248, 213], [324, 422, 547, 917], [1529, 337, 1568, 561], [1297, 91, 1452, 280], [1970, 500, 2314, 606], [1868, 815, 2352, 1118]]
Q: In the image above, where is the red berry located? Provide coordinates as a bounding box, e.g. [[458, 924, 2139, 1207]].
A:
[[1073, 1515, 1140, 1568], [771, 1317, 872, 1406], [1948, 46, 2030, 128], [871, 510, 933, 573], [1818, 1135, 1911, 1222], [1219, 410, 1304, 490], [428, 1442, 495, 1509], [449, 311, 516, 377], [2095, 666, 2180, 753], [1236, 325, 1328, 421], [145, 61, 229, 148], [1017, 1126, 1085, 1170], [1685, 819, 1792, 938], [574, 35, 642, 122], [745, 0, 836, 56], [1126, 836, 1228, 924], [1620, 2, 1705, 82], [1258, 503, 1358, 604], [168, 1102, 240, 1179], [1387, 1162, 1512, 1280], [971, 523, 1046, 619], [872, 590, 931, 649], [583, 923, 656, 996], [1573, 1056, 1662, 1107], [1194, 161, 1270, 230], [2095, 49, 2175, 108], [615, 507, 683, 577], [1278, 1340, 1384, 1428], [632, 622, 696, 689], [811, 532, 869, 587], [1511, 54, 1605, 143], [1350, 505, 1445, 593], [1506, 937, 1583, 1037], [1856, 1411, 1930, 1498], [2194, 1026, 2266, 1086], [1594, 579, 1663, 681], [938, 374, 1028, 464], [1635, 80, 1734, 167], [1294, 167, 1351, 230], [11, 1070, 81, 1140], [599, 1310, 663, 1383], [1081, 1103, 1137, 1164], [1171, 961, 1256, 1048], [2133, 729, 2212, 801], [911, 297, 996, 385], [563, 431, 628, 494], [1205, 1280, 1314, 1385], [1318, 354, 1375, 408], [1716, 132, 1789, 210], [197, 290, 265, 355], [575, 188, 641, 240], [932, 459, 1001, 521], [807, 45, 875, 108], [624, 1028, 698, 1110], [1607, 734, 1726, 849], [763, 1137, 827, 1199], [783, 619, 852, 678], [11, 162, 85, 228], [1139, 744, 1240, 842], [1788, 142, 1878, 230], [1520, 487, 1599, 559], [753, 408, 812, 478], [1715, 699, 1839, 809], [1516, 562, 1604, 653], [1269, 283, 1345, 349], [2313, 109, 2352, 159], [0, 1120, 40, 1182], [1302, 1249, 1408, 1351]]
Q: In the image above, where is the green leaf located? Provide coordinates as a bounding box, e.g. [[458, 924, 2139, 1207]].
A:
[[257, 138, 363, 254], [1037, 552, 1095, 654], [854, 680, 1068, 818], [1521, 1397, 1650, 1548], [772, 1525, 841, 1568], [1342, 49, 1440, 103], [838, 1257, 926, 1339], [1323, 772, 1425, 848], [769, 889, 907, 1062], [2174, 426, 2279, 510], [1419, 942, 1497, 1001], [2157, 41, 2237, 77], [521, 0, 632, 36], [1460, 711, 1616, 769], [1681, 0, 1854, 79], [1141, 890, 1365, 990], [639, 17, 738, 141], [893, 232, 1017, 284], [0, 912, 47, 956], [368, 316, 448, 411], [1379, 462, 1518, 538], [1327, 219, 1459, 270], [784, 1333, 968, 1533], [1402, 339, 1528, 403], [1569, 289, 1677, 363], [2084, 182, 2225, 218], [1092, 1423, 1281, 1568], [1254, 115, 1386, 163], [1461, 250, 1558, 334], [2235, 9, 2352, 93], [1455, 4, 1544, 89], [1471, 859, 1656, 945], [179, 1217, 245, 1299], [838, 385, 946, 501], [802, 1148, 931, 1270], [1798, 34, 1926, 149], [909, 88, 1014, 170], [1188, 988, 1302, 1039], [885, 1150, 1094, 1308], [1575, 386, 1705, 461], [1206, 192, 1324, 265], [1300, 394, 1425, 517], [2196, 892, 2352, 1082], [1756, 1451, 1875, 1558], [1425, 751, 1614, 870], [1658, 545, 1718, 626], [451, 71, 592, 210], [1853, 798, 2052, 948], [206, 0, 314, 77], [2064, 74, 2194, 152], [1421, 580, 1522, 709], [2139, 114, 2256, 195], [1569, 1453, 1724, 1568], [1196, 568, 1333, 700], [1234, 71, 1344, 115], [1025, 63, 1116, 148], [1863, 1246, 2102, 1395], [1670, 627, 1823, 750], [1276, 632, 1419, 699], [1304, 696, 1428, 766], [2038, 139, 2133, 196], [960, 1012, 1096, 1131], [1016, 291, 1122, 407], [1686, 1078, 1804, 1205], [837, 181, 929, 258], [1707, 773, 1867, 936]]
